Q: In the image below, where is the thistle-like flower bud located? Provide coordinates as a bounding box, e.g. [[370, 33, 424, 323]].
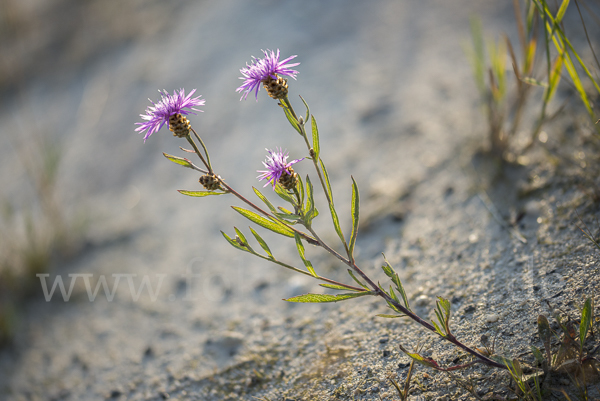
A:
[[278, 167, 298, 190], [199, 173, 221, 191], [262, 74, 288, 100], [169, 113, 192, 138]]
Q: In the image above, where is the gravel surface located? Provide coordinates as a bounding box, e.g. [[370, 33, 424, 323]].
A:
[[1, 1, 599, 400]]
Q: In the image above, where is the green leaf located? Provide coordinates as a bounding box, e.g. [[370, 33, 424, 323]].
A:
[[304, 176, 319, 226], [274, 182, 296, 205], [249, 227, 273, 259], [296, 174, 305, 208], [163, 153, 195, 169], [284, 291, 373, 303], [283, 105, 301, 134], [294, 232, 316, 277], [347, 269, 369, 290], [376, 314, 406, 319], [299, 95, 310, 126], [253, 187, 277, 213], [234, 227, 248, 246], [329, 203, 346, 248], [178, 190, 226, 197], [398, 344, 441, 370], [349, 176, 360, 259], [311, 115, 320, 160], [381, 254, 411, 311], [319, 158, 333, 201], [319, 283, 365, 292], [221, 231, 248, 252], [232, 206, 295, 238], [580, 297, 593, 351]]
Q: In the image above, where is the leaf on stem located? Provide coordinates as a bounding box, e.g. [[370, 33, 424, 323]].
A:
[[398, 344, 441, 370], [304, 175, 319, 226], [311, 115, 320, 160], [299, 95, 310, 127], [347, 269, 369, 290], [178, 190, 226, 197], [376, 314, 406, 319], [232, 206, 295, 238], [283, 104, 302, 135], [221, 231, 248, 252], [253, 187, 277, 213], [274, 182, 296, 205], [249, 227, 274, 259], [348, 177, 360, 260], [163, 153, 195, 169], [294, 232, 316, 277], [284, 291, 373, 303], [319, 283, 365, 292], [381, 254, 411, 311]]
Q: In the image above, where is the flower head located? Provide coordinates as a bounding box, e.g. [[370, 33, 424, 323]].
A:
[[257, 148, 303, 189], [237, 49, 300, 101], [136, 88, 205, 141]]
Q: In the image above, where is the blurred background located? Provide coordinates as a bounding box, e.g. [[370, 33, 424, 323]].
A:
[[0, 0, 598, 399]]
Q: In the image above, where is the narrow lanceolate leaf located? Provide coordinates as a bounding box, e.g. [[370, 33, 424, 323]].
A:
[[234, 227, 248, 246], [283, 105, 301, 134], [253, 187, 277, 213], [398, 344, 441, 370], [221, 231, 248, 252], [163, 153, 194, 169], [349, 177, 360, 259], [232, 207, 294, 238], [296, 174, 305, 208], [376, 314, 406, 319], [249, 227, 273, 259], [580, 298, 592, 351], [319, 283, 365, 292], [274, 182, 296, 205], [178, 190, 225, 197], [304, 176, 319, 226], [311, 115, 320, 160], [299, 95, 310, 126], [284, 291, 373, 303], [294, 232, 316, 277], [329, 203, 347, 249], [319, 158, 332, 200], [347, 269, 369, 290], [382, 254, 411, 310]]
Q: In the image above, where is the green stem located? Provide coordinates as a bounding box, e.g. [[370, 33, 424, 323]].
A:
[[185, 135, 211, 173]]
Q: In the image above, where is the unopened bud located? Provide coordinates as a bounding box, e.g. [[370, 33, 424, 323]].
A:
[[199, 173, 221, 191], [262, 74, 289, 100]]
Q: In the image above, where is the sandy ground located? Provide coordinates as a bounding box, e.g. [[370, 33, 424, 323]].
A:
[[1, 0, 599, 400]]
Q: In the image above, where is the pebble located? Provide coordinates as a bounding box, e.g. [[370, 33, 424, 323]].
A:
[[415, 294, 429, 306], [484, 313, 499, 323]]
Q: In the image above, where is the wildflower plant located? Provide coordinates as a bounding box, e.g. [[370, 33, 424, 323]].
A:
[[137, 49, 514, 372]]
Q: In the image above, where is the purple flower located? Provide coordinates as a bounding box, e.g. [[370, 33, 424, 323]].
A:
[[135, 88, 205, 141], [237, 49, 300, 101], [257, 148, 303, 188]]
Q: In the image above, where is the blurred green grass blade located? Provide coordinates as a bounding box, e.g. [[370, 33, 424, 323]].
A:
[[249, 227, 274, 259], [348, 177, 360, 259], [178, 190, 225, 197], [580, 297, 592, 351], [555, 0, 570, 25], [469, 16, 486, 93], [231, 206, 295, 238]]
